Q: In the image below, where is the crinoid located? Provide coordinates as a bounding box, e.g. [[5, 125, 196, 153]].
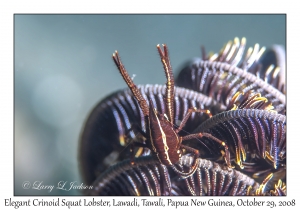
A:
[[80, 37, 286, 196], [176, 37, 286, 114], [86, 155, 260, 196]]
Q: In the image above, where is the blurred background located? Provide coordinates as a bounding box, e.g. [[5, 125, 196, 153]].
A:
[[14, 14, 286, 195]]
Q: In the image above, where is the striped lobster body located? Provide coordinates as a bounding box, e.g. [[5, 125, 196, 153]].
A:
[[148, 102, 182, 165]]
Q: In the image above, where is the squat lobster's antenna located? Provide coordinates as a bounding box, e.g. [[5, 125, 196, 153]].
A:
[[157, 44, 175, 124], [112, 51, 149, 117]]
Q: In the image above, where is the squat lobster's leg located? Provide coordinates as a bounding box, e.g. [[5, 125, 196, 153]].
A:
[[182, 132, 233, 168], [179, 144, 200, 177], [180, 144, 200, 159], [174, 107, 231, 167], [176, 107, 212, 133], [171, 158, 200, 179]]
